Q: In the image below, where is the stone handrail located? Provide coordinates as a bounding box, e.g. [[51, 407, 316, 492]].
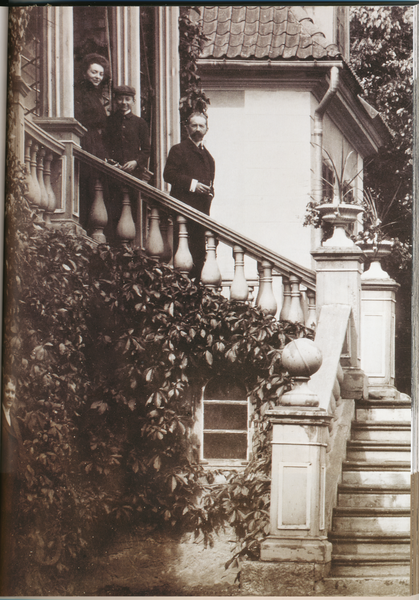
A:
[[25, 119, 66, 156], [72, 147, 316, 292], [310, 304, 358, 530]]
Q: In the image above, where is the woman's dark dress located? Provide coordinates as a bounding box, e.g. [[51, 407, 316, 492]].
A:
[[0, 410, 23, 595], [74, 80, 108, 229]]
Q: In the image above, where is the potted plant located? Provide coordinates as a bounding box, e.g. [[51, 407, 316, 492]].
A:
[[354, 187, 398, 279], [304, 146, 364, 247]]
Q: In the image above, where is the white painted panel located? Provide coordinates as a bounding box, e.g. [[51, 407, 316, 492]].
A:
[[361, 313, 385, 376], [278, 463, 311, 529]]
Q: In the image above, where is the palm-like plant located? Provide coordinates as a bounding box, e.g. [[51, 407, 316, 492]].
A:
[[357, 185, 401, 244], [320, 145, 361, 206]]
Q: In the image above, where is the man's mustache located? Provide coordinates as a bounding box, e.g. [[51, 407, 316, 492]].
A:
[[190, 131, 204, 140]]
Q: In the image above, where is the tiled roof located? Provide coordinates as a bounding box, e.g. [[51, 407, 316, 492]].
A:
[[200, 6, 341, 61]]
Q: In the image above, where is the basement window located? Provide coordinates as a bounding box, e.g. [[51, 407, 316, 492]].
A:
[[199, 377, 250, 466]]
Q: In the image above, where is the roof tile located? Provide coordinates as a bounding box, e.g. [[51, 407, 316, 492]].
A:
[[200, 5, 341, 61], [245, 7, 260, 24], [217, 6, 233, 23], [231, 6, 247, 23]]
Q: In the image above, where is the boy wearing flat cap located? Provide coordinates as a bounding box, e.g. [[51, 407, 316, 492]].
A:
[[104, 85, 151, 239], [105, 85, 151, 180]]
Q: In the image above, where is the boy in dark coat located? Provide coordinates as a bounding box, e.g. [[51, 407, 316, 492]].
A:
[[104, 86, 151, 239], [105, 85, 151, 180]]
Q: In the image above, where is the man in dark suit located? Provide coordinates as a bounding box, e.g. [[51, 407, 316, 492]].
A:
[[104, 85, 151, 240], [164, 113, 215, 280]]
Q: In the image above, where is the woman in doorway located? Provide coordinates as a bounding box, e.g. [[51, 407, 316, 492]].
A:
[[0, 375, 23, 595], [74, 53, 110, 229]]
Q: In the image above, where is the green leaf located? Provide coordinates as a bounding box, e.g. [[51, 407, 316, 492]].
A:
[[153, 456, 161, 471]]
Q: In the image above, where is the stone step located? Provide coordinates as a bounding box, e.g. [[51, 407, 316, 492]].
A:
[[351, 421, 411, 442], [338, 489, 410, 509], [346, 440, 411, 462], [317, 576, 410, 597], [341, 461, 410, 486], [356, 405, 411, 423], [331, 554, 410, 577], [332, 507, 410, 534], [329, 531, 410, 556]]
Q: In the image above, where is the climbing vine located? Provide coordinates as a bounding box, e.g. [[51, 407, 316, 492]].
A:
[[179, 7, 210, 131], [4, 169, 312, 593]]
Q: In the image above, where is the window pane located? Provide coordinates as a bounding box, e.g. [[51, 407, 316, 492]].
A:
[[204, 403, 247, 430], [205, 377, 246, 400], [204, 432, 247, 460]]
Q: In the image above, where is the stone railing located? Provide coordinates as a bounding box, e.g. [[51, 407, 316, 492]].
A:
[[254, 305, 362, 595], [23, 120, 66, 226], [69, 147, 317, 323]]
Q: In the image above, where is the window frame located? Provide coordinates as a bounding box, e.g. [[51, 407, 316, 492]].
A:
[[193, 379, 253, 469]]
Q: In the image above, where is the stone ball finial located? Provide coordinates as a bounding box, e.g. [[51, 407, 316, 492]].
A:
[[281, 338, 322, 407], [282, 338, 322, 378]]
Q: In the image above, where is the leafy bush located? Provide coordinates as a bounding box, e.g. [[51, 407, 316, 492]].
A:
[[4, 165, 312, 591]]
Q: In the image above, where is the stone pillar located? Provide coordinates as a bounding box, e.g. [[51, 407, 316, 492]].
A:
[[109, 6, 141, 96], [254, 408, 332, 594], [241, 339, 332, 596], [44, 6, 74, 118], [311, 246, 364, 365], [361, 277, 399, 391], [33, 119, 86, 224], [155, 6, 181, 190], [10, 76, 31, 162]]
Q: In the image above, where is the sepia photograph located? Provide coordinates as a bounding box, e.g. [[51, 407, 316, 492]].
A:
[[1, 4, 415, 596]]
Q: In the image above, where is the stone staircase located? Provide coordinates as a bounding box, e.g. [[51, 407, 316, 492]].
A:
[[320, 392, 411, 596]]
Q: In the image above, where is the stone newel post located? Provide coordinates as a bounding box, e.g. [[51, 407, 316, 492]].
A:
[[311, 202, 367, 399], [242, 339, 332, 596], [358, 240, 399, 392]]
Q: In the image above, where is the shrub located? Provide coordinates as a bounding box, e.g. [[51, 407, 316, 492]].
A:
[[4, 171, 312, 591]]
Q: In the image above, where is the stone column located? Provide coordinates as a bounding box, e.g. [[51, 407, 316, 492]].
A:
[[361, 277, 399, 392], [154, 6, 181, 190], [255, 408, 332, 594], [34, 119, 86, 225], [311, 246, 364, 354], [44, 6, 74, 118], [109, 6, 141, 95], [241, 339, 332, 596], [33, 6, 85, 227], [10, 76, 31, 163]]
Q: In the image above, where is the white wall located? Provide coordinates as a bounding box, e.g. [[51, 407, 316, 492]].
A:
[[205, 88, 313, 289]]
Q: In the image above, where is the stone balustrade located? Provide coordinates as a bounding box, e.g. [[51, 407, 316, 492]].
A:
[[30, 145, 313, 323], [23, 122, 65, 226]]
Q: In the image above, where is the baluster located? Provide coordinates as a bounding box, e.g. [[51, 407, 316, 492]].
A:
[[159, 214, 172, 263], [280, 276, 291, 320], [133, 191, 143, 248], [230, 245, 249, 301], [174, 215, 193, 275], [144, 206, 164, 258], [37, 148, 49, 212], [89, 178, 108, 243], [257, 260, 277, 315], [30, 142, 42, 207], [255, 262, 263, 306], [201, 231, 222, 289], [248, 285, 255, 304], [116, 187, 136, 245], [287, 275, 304, 324], [43, 153, 57, 226], [306, 289, 317, 328], [24, 138, 38, 205]]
